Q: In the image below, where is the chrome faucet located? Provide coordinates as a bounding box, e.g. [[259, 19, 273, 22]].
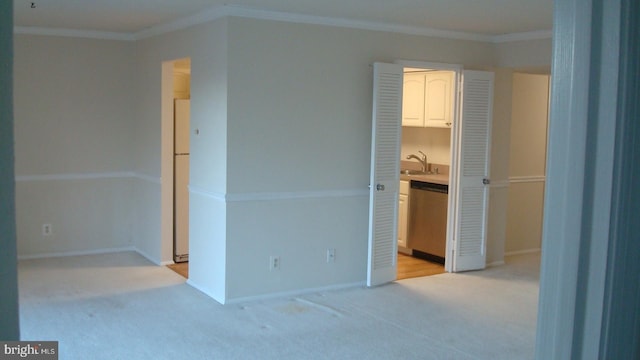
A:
[[406, 151, 428, 173]]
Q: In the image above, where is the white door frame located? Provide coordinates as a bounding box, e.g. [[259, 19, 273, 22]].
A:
[[160, 61, 176, 265], [160, 58, 191, 265]]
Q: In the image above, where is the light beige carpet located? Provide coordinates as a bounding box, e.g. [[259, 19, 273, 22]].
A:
[[18, 252, 539, 359]]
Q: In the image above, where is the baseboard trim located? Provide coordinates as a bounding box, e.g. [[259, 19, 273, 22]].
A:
[[223, 281, 366, 305], [186, 279, 225, 305], [18, 246, 136, 260], [505, 248, 541, 256], [133, 248, 163, 265], [17, 246, 175, 266], [487, 260, 506, 267]]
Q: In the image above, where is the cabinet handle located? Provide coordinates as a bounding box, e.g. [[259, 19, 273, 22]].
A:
[[446, 122, 452, 127]]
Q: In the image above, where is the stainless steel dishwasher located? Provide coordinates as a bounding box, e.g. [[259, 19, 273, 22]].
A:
[[407, 180, 448, 263]]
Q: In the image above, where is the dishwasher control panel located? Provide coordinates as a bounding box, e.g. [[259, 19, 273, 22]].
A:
[[410, 180, 448, 193]]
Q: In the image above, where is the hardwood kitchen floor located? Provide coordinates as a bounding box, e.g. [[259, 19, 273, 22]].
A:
[[167, 262, 188, 278], [167, 254, 444, 281], [396, 253, 445, 280]]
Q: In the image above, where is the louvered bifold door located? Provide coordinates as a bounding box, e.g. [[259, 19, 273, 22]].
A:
[[453, 70, 494, 272], [367, 63, 403, 286]]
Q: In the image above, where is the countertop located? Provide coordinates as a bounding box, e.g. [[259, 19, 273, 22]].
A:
[[399, 173, 450, 186]]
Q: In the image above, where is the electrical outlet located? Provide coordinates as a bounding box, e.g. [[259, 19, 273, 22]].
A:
[[327, 248, 336, 263], [269, 256, 280, 271], [42, 223, 52, 236]]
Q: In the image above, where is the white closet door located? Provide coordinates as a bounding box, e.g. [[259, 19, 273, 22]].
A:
[[452, 70, 494, 272], [367, 63, 403, 286]]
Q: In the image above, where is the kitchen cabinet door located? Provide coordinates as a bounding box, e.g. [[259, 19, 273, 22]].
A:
[[424, 71, 453, 128], [397, 194, 409, 248], [398, 181, 410, 248], [402, 73, 426, 127]]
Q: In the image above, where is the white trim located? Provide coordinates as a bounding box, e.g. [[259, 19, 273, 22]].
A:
[[17, 246, 136, 260], [220, 5, 492, 42], [133, 247, 161, 266], [225, 188, 369, 202], [189, 186, 369, 202], [396, 60, 463, 72], [491, 30, 553, 43], [14, 5, 551, 44], [222, 281, 366, 305], [14, 26, 134, 41], [505, 248, 541, 256], [509, 175, 546, 183], [189, 185, 226, 201], [15, 171, 134, 182], [185, 279, 225, 304], [132, 172, 162, 185], [490, 179, 510, 188], [486, 260, 506, 267], [133, 5, 228, 40], [14, 171, 161, 184]]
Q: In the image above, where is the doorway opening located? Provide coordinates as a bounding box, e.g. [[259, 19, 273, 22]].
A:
[[504, 72, 550, 258], [396, 68, 550, 281], [367, 62, 495, 286], [161, 57, 191, 279], [397, 65, 458, 280]]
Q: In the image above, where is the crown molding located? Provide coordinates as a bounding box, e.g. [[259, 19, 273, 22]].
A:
[[14, 5, 551, 44], [220, 5, 494, 42], [132, 5, 230, 40], [491, 30, 553, 43], [13, 26, 134, 41]]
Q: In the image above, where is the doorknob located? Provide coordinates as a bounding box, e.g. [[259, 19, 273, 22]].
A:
[[376, 184, 385, 191], [482, 178, 490, 185]]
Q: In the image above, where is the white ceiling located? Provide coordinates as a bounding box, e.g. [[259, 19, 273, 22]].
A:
[[14, 0, 553, 38]]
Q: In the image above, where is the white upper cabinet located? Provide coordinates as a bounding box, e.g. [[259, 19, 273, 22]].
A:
[[424, 72, 453, 128], [402, 73, 426, 127], [402, 71, 453, 128]]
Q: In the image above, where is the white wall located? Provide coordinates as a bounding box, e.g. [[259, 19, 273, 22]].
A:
[[485, 68, 515, 265], [134, 19, 229, 301], [223, 17, 498, 300], [495, 38, 552, 70], [401, 127, 451, 166], [13, 35, 136, 257], [505, 73, 549, 254], [11, 14, 551, 301]]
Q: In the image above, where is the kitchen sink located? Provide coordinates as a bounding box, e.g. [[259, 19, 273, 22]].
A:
[[400, 169, 431, 176]]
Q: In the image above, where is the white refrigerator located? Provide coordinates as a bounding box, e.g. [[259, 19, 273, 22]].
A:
[[174, 99, 190, 262]]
